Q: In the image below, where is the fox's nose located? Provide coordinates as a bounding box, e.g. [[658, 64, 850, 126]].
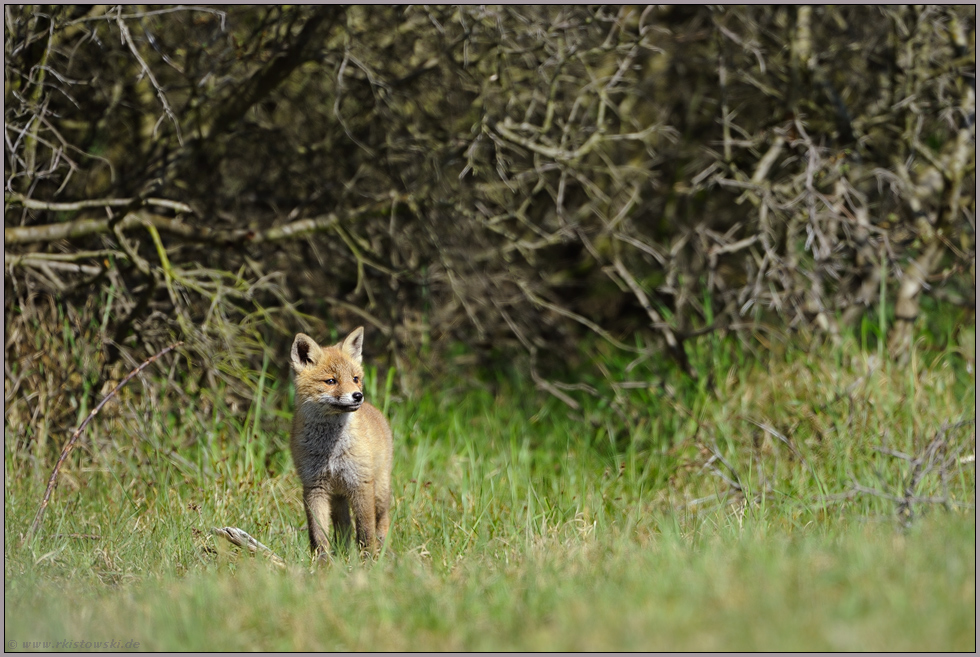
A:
[[352, 391, 363, 403]]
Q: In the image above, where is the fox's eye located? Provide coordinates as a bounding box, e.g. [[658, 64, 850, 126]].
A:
[[353, 376, 359, 384], [324, 378, 336, 385]]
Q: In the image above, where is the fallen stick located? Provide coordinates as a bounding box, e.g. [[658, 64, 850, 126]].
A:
[[23, 341, 183, 546], [211, 526, 286, 568]]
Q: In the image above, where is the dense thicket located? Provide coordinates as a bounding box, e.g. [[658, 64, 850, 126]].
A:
[[4, 6, 975, 419]]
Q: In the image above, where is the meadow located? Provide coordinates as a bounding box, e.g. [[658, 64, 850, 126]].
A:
[[4, 318, 976, 651]]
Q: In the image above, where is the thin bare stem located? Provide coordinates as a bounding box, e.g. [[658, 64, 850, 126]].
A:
[[23, 341, 183, 545]]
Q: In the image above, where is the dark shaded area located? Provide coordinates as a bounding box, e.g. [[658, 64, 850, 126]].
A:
[[4, 6, 975, 414]]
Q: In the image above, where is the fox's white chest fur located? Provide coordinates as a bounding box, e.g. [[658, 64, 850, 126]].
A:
[[294, 404, 363, 491]]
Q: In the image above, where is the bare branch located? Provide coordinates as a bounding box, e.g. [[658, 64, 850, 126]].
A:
[[6, 192, 193, 214], [115, 9, 184, 145], [2, 208, 350, 246]]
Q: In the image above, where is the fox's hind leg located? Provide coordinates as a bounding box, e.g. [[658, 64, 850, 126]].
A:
[[375, 488, 391, 546]]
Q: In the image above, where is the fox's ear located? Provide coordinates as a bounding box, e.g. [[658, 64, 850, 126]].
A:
[[291, 333, 322, 372], [340, 326, 364, 365]]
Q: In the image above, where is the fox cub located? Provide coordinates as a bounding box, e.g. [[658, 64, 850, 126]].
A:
[[289, 327, 393, 558]]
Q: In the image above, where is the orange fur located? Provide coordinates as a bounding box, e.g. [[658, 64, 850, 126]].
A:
[[289, 327, 393, 557]]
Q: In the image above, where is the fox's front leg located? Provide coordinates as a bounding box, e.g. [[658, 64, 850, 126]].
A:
[[303, 487, 332, 559], [351, 482, 378, 555], [330, 493, 353, 553]]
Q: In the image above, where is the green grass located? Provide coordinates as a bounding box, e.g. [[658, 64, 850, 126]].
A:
[[6, 515, 974, 651], [4, 326, 976, 651]]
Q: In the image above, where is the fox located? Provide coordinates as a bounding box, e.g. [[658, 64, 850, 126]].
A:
[[289, 327, 393, 558]]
